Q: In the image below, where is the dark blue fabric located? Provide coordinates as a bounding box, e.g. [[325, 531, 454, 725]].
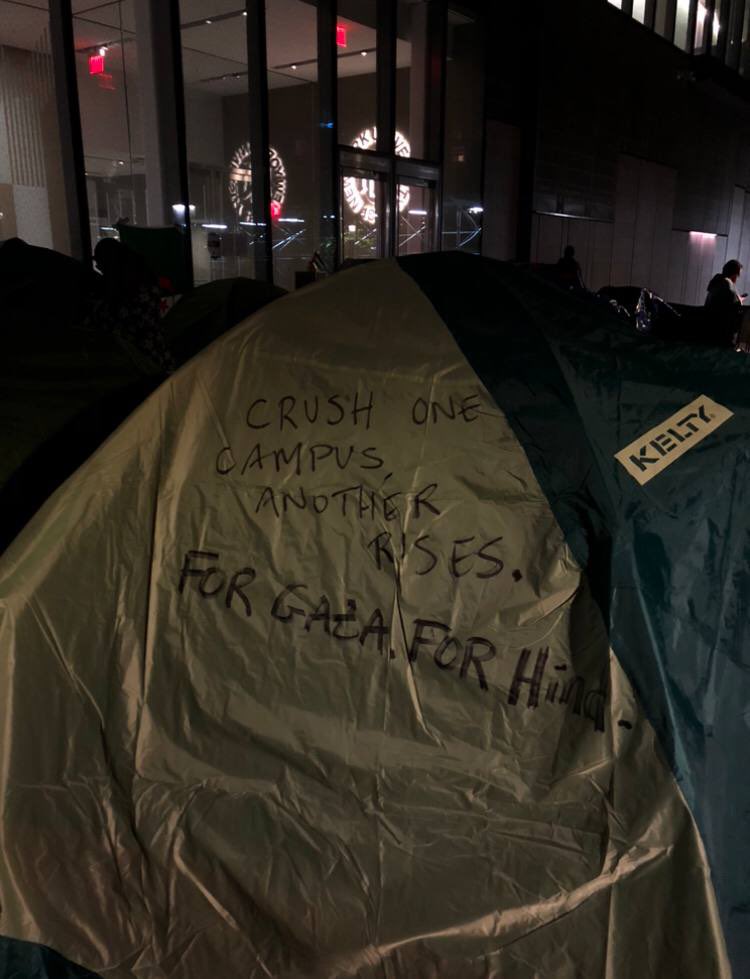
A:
[[0, 939, 99, 979], [400, 252, 750, 974]]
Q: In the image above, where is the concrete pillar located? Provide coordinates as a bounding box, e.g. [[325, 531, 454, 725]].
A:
[[133, 0, 187, 226]]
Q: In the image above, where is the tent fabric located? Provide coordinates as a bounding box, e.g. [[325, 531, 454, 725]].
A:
[[0, 319, 159, 556], [0, 277, 284, 556], [400, 253, 750, 970], [161, 277, 287, 366], [0, 257, 738, 976]]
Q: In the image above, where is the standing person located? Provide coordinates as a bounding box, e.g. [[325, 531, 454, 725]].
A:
[[556, 245, 585, 291], [705, 259, 745, 348]]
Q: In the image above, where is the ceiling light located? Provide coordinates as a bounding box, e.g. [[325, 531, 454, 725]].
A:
[[205, 19, 212, 24], [242, 9, 247, 14], [291, 64, 297, 70], [361, 50, 367, 56], [98, 46, 108, 56], [202, 223, 228, 230]]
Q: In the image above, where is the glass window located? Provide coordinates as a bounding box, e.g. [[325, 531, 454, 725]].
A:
[[341, 167, 383, 261], [442, 8, 483, 254], [633, 0, 647, 22], [266, 0, 321, 291], [73, 0, 147, 248], [726, 0, 745, 68], [398, 182, 435, 255], [180, 0, 254, 285], [655, 0, 674, 38], [337, 1, 377, 151], [607, 0, 624, 7], [675, 0, 693, 50], [0, 0, 69, 250], [741, 0, 750, 74], [694, 0, 721, 50], [712, 0, 725, 50], [397, 0, 431, 161]]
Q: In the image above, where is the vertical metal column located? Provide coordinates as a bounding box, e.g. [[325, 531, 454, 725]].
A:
[[429, 0, 447, 250], [516, 0, 544, 262], [662, 0, 678, 42], [317, 0, 339, 270], [48, 0, 90, 262], [377, 0, 397, 256], [726, 0, 745, 68], [132, 0, 193, 284], [246, 0, 273, 282], [622, 0, 634, 17], [476, 1, 488, 257]]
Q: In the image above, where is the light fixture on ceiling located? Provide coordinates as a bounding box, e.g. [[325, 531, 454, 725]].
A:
[[98, 45, 108, 56], [291, 64, 297, 70], [361, 50, 367, 56], [205, 19, 212, 24]]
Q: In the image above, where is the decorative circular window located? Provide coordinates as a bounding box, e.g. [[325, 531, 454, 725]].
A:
[[228, 142, 287, 222]]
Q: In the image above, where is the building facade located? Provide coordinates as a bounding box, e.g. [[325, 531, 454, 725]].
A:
[[0, 0, 485, 292], [483, 0, 750, 304], [2, 0, 750, 302]]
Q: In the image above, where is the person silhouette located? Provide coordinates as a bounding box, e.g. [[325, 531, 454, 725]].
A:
[[556, 245, 585, 291], [705, 259, 744, 347]]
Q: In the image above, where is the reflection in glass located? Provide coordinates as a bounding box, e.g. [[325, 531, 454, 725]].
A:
[[398, 184, 435, 255], [442, 9, 483, 254], [742, 0, 750, 75], [396, 0, 428, 159], [180, 1, 255, 284], [694, 0, 721, 51], [337, 1, 377, 148], [712, 0, 725, 50], [341, 169, 382, 261], [342, 127, 410, 229], [73, 0, 146, 248], [266, 0, 322, 291], [674, 0, 692, 50]]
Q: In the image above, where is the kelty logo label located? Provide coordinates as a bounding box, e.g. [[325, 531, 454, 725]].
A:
[[615, 395, 733, 485]]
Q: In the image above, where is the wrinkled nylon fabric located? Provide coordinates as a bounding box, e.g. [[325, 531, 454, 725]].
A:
[[0, 260, 728, 977], [401, 252, 748, 974]]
